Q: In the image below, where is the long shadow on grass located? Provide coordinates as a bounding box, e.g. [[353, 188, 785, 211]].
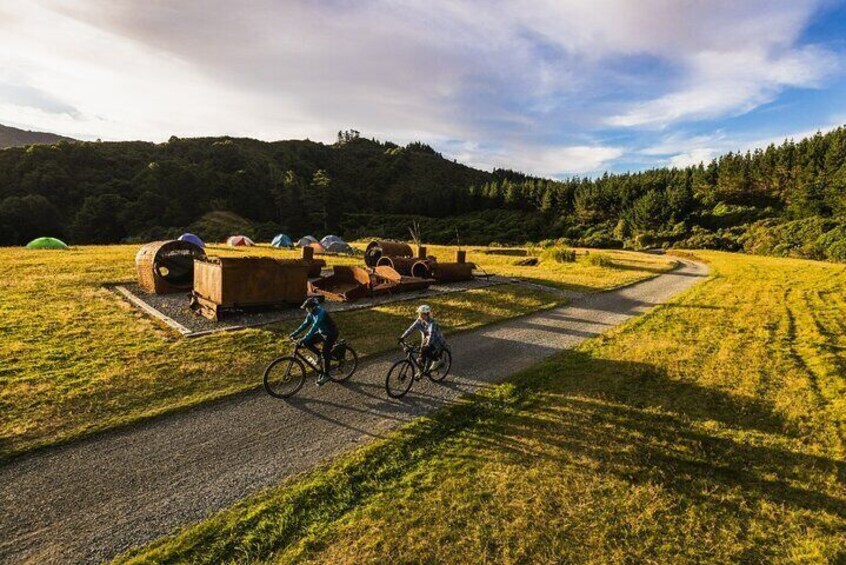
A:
[[458, 350, 845, 522]]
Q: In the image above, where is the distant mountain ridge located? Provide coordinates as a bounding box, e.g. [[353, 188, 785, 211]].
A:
[[0, 124, 75, 148]]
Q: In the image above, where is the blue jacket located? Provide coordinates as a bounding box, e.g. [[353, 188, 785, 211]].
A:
[[291, 305, 336, 341], [401, 317, 445, 348]]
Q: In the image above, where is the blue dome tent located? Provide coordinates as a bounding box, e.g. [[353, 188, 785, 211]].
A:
[[271, 233, 293, 248], [178, 233, 205, 248]]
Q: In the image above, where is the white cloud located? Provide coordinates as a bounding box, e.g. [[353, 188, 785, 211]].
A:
[[453, 143, 624, 177], [607, 46, 838, 128], [0, 0, 839, 177]]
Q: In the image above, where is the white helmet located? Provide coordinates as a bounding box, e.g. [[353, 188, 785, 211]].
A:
[[417, 304, 431, 314]]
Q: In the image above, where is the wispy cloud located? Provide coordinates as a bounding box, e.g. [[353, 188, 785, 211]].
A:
[[0, 0, 842, 176], [449, 141, 625, 177], [606, 46, 838, 128]]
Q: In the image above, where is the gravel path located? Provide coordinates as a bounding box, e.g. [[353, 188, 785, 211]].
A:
[[0, 260, 707, 564]]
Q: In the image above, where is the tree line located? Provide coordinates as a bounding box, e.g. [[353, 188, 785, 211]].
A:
[[1, 126, 845, 261]]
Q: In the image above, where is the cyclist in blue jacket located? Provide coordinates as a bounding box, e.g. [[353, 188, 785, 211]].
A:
[[291, 297, 338, 385]]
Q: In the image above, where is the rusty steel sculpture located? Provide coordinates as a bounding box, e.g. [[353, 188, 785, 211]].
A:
[[364, 240, 414, 267], [191, 256, 311, 320], [135, 240, 207, 294]]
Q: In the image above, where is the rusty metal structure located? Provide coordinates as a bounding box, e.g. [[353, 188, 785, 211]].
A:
[[430, 262, 474, 282], [410, 260, 433, 279], [191, 256, 310, 320], [310, 264, 433, 302], [373, 265, 432, 293], [375, 256, 418, 274], [376, 256, 436, 279], [364, 240, 413, 267], [309, 266, 373, 302], [300, 246, 326, 277], [429, 250, 474, 283], [135, 240, 206, 294]]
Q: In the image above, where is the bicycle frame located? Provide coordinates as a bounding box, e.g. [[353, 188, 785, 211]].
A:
[[287, 341, 323, 372], [290, 339, 346, 372], [399, 342, 434, 374]]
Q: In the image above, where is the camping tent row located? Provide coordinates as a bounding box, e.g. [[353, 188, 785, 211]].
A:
[[295, 234, 353, 254], [175, 232, 352, 253], [270, 234, 353, 252]]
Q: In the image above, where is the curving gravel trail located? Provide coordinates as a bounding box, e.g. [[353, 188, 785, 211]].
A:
[[0, 259, 708, 564]]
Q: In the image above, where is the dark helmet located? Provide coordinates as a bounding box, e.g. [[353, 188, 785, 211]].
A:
[[301, 297, 321, 311]]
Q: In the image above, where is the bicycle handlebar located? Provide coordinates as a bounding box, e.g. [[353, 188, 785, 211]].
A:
[[399, 340, 418, 353]]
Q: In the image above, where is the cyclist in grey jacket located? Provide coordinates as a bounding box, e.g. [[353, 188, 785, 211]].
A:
[[400, 304, 445, 372]]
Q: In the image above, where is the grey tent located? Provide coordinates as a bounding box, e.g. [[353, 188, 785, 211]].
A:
[[320, 234, 343, 248], [295, 235, 319, 247], [325, 240, 354, 254]]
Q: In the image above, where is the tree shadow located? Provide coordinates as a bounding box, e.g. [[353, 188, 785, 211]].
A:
[[437, 350, 845, 524]]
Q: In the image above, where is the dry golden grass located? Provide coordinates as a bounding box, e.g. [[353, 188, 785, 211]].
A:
[[116, 251, 845, 564], [0, 242, 671, 458]]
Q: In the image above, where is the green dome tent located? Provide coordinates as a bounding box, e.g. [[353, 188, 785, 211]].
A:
[[26, 237, 69, 250]]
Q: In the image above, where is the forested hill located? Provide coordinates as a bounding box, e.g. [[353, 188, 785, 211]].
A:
[[0, 124, 74, 149], [0, 132, 492, 245], [2, 126, 846, 262]]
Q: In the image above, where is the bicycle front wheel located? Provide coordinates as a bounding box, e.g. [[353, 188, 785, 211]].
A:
[[386, 359, 415, 398], [263, 356, 306, 398], [328, 345, 359, 382]]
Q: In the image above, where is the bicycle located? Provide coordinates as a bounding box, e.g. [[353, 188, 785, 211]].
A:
[[385, 339, 452, 398], [263, 337, 359, 398]]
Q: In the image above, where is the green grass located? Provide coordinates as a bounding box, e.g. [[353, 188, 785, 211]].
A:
[[0, 243, 672, 459], [116, 251, 845, 564], [458, 244, 678, 292]]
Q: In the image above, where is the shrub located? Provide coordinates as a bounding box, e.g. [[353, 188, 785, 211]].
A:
[[577, 232, 624, 249], [742, 217, 839, 259], [542, 247, 576, 263], [815, 224, 846, 261], [585, 253, 614, 267]]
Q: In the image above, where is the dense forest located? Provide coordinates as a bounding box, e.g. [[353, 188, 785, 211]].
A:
[[2, 126, 846, 261]]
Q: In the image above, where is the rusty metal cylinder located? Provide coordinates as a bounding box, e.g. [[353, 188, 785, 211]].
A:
[[376, 256, 417, 275], [411, 260, 432, 279], [431, 262, 474, 283], [365, 240, 414, 267], [455, 250, 467, 264], [136, 240, 206, 294]]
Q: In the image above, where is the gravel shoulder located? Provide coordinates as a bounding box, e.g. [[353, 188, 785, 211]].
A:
[[0, 259, 708, 564]]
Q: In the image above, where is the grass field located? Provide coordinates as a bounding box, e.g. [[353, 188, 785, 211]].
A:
[[116, 251, 845, 564], [423, 245, 677, 292], [0, 242, 673, 459]]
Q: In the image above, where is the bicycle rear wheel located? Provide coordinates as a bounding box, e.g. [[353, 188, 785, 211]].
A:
[[328, 344, 358, 382], [386, 359, 415, 398], [263, 356, 306, 398], [427, 348, 452, 382]]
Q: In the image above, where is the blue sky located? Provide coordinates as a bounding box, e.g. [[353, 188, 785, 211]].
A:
[[1, 0, 845, 178]]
